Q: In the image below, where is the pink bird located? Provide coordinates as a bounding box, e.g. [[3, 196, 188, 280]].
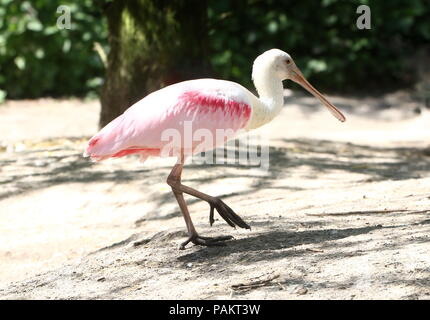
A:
[[85, 49, 346, 249]]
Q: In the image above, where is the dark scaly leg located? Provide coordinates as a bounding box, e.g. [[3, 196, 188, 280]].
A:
[[167, 155, 249, 249]]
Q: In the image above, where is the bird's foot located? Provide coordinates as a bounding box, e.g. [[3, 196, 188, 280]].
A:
[[179, 233, 234, 250], [209, 197, 251, 230]]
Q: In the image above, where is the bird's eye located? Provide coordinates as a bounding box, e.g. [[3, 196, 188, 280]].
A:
[[286, 59, 291, 65]]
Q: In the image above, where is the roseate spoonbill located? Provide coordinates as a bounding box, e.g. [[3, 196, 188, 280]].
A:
[[85, 49, 346, 249]]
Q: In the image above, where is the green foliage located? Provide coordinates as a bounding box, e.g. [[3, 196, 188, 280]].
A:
[[208, 0, 430, 93], [0, 0, 107, 99], [0, 0, 429, 99]]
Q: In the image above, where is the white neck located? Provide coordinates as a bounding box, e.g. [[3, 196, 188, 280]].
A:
[[245, 73, 284, 130]]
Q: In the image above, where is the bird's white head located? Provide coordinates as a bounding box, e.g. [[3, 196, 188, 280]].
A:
[[252, 49, 293, 81], [252, 48, 346, 122]]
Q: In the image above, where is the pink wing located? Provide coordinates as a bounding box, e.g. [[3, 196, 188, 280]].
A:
[[85, 83, 252, 161]]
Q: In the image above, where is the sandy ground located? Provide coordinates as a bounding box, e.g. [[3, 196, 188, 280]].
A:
[[0, 91, 430, 299]]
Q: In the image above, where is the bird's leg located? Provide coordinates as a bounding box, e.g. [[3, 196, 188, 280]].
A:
[[167, 157, 237, 249], [178, 183, 250, 230], [167, 156, 250, 230]]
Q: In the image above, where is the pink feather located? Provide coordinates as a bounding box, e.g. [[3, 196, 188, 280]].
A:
[[85, 79, 253, 162]]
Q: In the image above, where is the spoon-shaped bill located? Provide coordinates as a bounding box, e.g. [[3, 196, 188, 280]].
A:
[[290, 68, 346, 122]]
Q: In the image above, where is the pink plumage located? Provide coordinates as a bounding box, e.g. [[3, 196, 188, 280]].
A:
[[85, 79, 253, 162]]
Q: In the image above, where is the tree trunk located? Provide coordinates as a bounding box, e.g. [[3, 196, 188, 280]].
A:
[[99, 0, 211, 128]]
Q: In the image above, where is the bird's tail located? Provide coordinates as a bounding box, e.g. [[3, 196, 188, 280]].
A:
[[83, 114, 128, 161]]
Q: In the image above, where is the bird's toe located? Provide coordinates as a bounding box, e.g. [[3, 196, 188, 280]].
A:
[[179, 233, 234, 249], [209, 198, 251, 230]]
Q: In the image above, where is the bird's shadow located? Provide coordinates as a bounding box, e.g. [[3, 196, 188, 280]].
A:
[[173, 203, 430, 264], [176, 224, 382, 265]]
